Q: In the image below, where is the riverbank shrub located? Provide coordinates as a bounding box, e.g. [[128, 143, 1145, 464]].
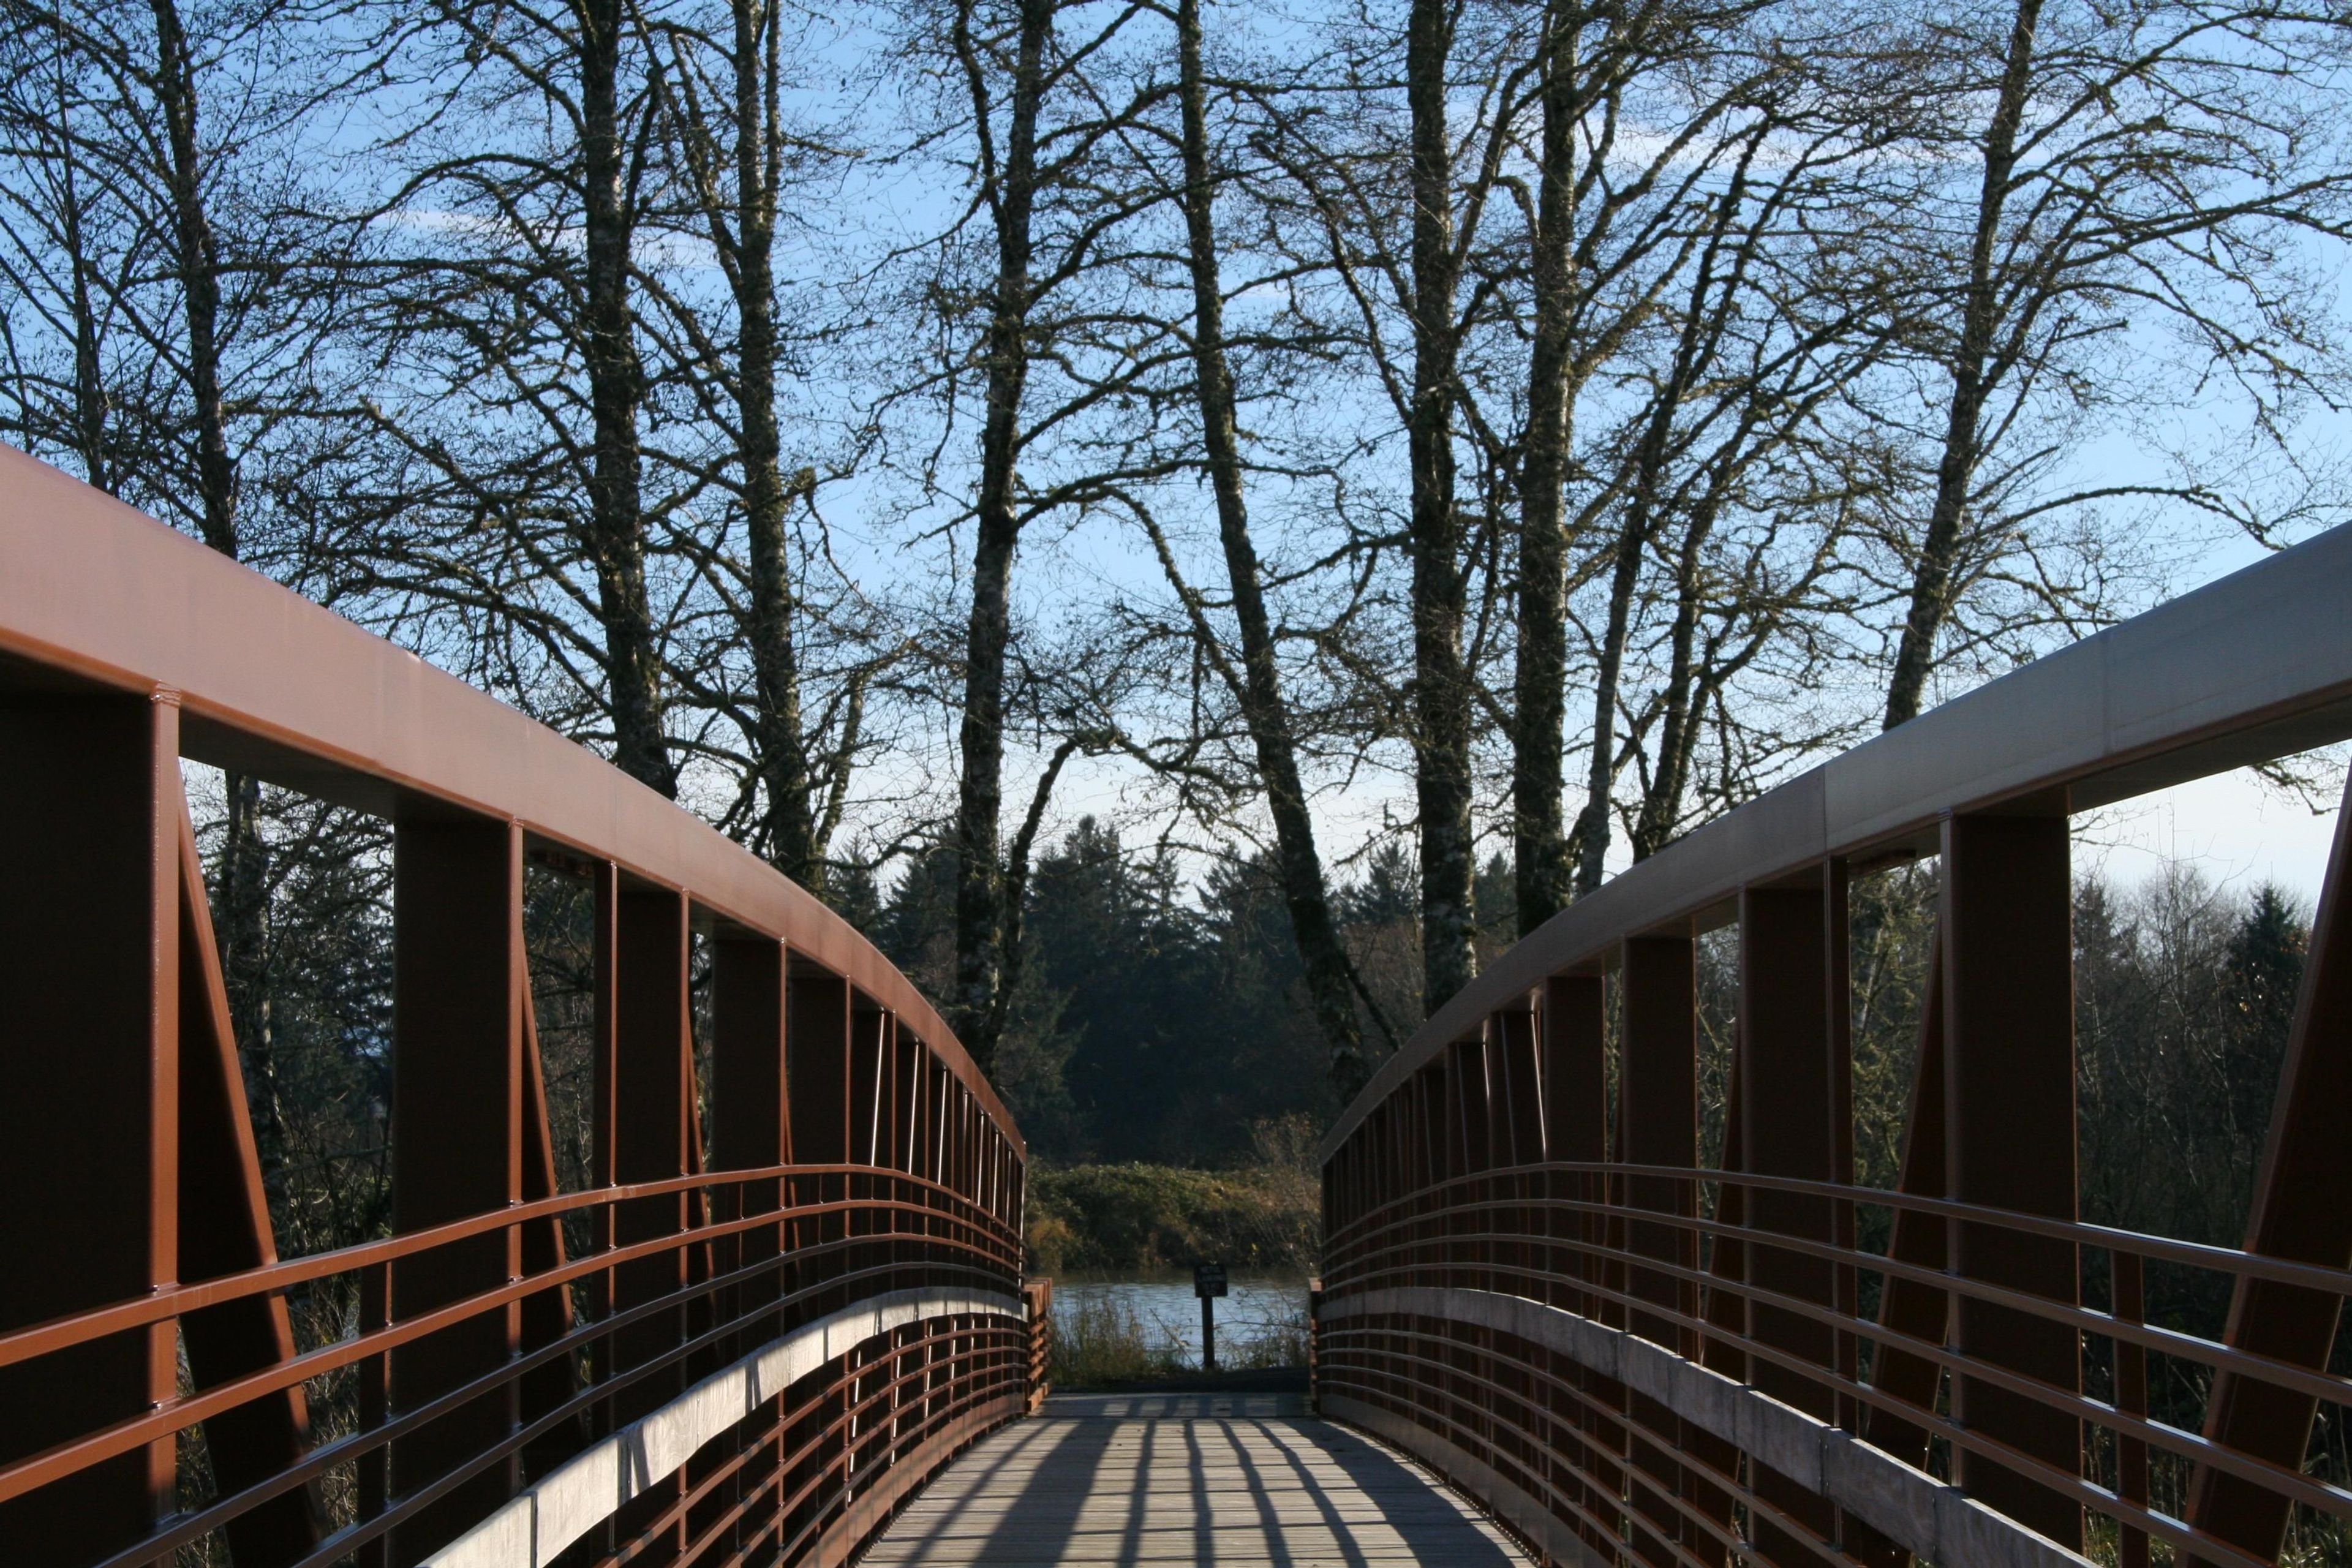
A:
[[1046, 1290, 1189, 1385], [1025, 1161, 1319, 1276]]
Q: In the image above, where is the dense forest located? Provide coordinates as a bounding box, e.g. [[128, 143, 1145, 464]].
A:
[[1, 0, 2345, 1263], [865, 823, 1516, 1161]]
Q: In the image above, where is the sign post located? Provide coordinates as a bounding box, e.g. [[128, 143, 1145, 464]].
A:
[[1194, 1262, 1227, 1373]]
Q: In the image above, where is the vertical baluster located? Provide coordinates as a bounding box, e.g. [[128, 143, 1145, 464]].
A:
[[2114, 1246, 2149, 1568]]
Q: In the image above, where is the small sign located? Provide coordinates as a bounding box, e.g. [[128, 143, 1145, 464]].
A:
[[1194, 1262, 1228, 1299]]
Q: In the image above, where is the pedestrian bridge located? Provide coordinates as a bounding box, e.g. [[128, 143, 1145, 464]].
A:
[[3, 441, 2352, 1568]]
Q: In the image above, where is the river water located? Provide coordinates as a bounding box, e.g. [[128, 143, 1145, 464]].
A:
[[1051, 1276, 1310, 1369]]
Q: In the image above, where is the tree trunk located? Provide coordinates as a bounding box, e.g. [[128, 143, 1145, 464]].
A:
[[152, 0, 290, 1180], [1175, 0, 1368, 1098], [952, 0, 1052, 1073], [1406, 0, 1476, 1016], [1630, 496, 1716, 860], [55, 69, 110, 496], [1883, 0, 2041, 731], [1512, 0, 1581, 937], [1568, 195, 1738, 892], [1567, 502, 1645, 895], [728, 0, 820, 886], [150, 0, 235, 557], [581, 0, 675, 794]]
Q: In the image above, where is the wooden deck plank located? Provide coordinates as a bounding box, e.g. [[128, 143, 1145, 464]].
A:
[[860, 1393, 1529, 1566]]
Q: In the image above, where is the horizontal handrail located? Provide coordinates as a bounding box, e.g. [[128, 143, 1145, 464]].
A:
[[1329, 1239, 2351, 1519], [1320, 1328, 2274, 1568], [1330, 1186, 2352, 1412], [0, 1162, 1008, 1370], [0, 1178, 1018, 1499], [1327, 1159, 2352, 1298], [1318, 1150, 2352, 1566]]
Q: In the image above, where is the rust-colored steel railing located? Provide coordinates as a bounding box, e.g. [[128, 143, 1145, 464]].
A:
[[1319, 521, 2352, 1568], [2, 1167, 1025, 1567], [1022, 1278, 1055, 1414], [0, 445, 1038, 1568]]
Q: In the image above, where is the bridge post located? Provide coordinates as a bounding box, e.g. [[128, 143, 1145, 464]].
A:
[[388, 815, 526, 1565], [846, 1000, 889, 1498], [889, 1022, 919, 1295], [1454, 1035, 1495, 1449], [1942, 811, 2081, 1551], [788, 970, 853, 1534], [790, 971, 851, 1299], [1542, 973, 1625, 1563], [1494, 1000, 1543, 1302], [0, 693, 178, 1566], [714, 934, 791, 1348], [1739, 880, 1841, 1561], [1619, 933, 1720, 1567], [714, 932, 792, 1553], [604, 882, 698, 1561]]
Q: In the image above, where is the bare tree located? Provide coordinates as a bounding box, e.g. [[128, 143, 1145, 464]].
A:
[[333, 0, 682, 796], [1251, 0, 1545, 1014], [882, 0, 1173, 1068], [1158, 0, 1370, 1094], [949, 0, 1055, 1064], [1880, 0, 2352, 729], [1559, 69, 1917, 886], [1506, 0, 1780, 906], [641, 0, 872, 890], [0, 0, 376, 1193]]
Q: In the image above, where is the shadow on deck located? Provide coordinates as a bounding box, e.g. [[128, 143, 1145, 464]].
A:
[[862, 1392, 1529, 1566]]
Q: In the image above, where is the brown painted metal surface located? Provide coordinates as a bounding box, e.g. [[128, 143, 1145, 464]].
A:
[[1943, 813, 2081, 1551], [0, 442, 1015, 1147], [1319, 518, 2352, 1567], [1739, 884, 1838, 1562], [0, 448, 1032, 1568], [0, 696, 178, 1564], [1325, 512, 2352, 1163], [389, 817, 527, 1563]]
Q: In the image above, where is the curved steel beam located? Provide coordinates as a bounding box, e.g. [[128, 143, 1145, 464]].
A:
[[0, 443, 1017, 1148], [1325, 523, 2352, 1160]]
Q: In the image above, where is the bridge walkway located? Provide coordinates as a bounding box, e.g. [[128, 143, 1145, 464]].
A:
[[862, 1392, 1528, 1566]]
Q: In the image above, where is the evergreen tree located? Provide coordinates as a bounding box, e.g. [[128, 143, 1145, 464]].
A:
[[2225, 884, 2306, 1148]]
